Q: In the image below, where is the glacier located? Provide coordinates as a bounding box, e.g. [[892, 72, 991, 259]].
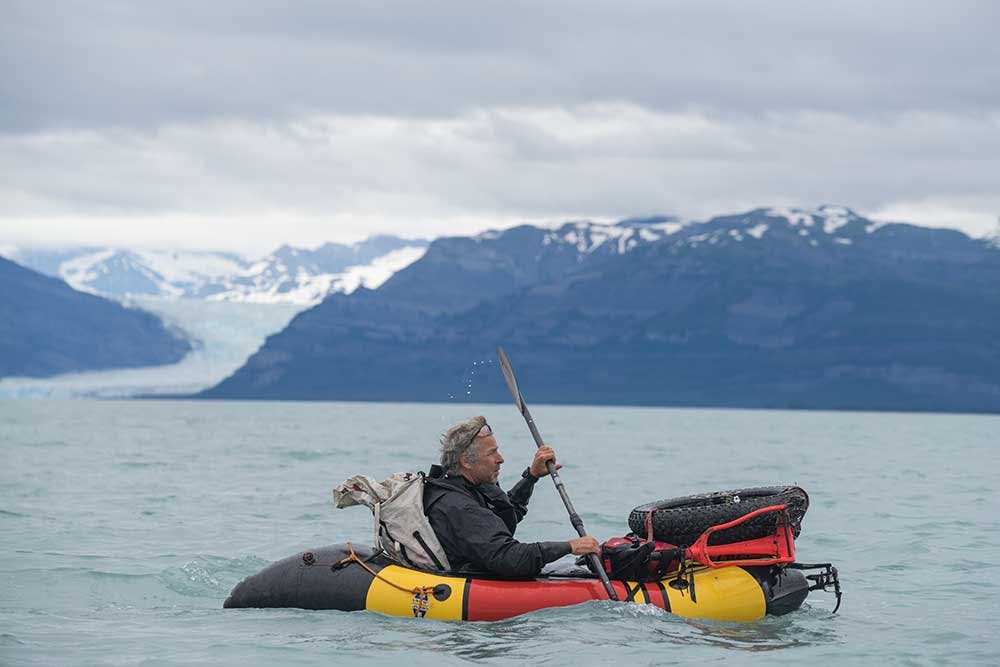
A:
[[0, 298, 301, 398]]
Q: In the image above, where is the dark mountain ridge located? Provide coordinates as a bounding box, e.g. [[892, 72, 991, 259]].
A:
[[199, 207, 1000, 413], [0, 257, 191, 378]]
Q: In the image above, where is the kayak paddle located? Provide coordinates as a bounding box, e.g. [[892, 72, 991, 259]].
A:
[[497, 346, 619, 602]]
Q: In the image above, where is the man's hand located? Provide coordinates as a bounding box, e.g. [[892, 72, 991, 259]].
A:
[[529, 445, 562, 478], [568, 535, 601, 556]]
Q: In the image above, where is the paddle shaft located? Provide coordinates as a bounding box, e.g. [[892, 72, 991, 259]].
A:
[[497, 348, 619, 601], [521, 402, 589, 537]]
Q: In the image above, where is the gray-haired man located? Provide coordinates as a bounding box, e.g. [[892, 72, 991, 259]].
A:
[[424, 415, 600, 577]]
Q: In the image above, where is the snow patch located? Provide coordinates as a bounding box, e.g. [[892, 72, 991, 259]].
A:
[[210, 245, 426, 304], [767, 207, 815, 227], [638, 228, 660, 242], [59, 249, 117, 293], [335, 246, 427, 293], [616, 229, 636, 254], [536, 218, 690, 256], [833, 237, 853, 245], [588, 229, 611, 252], [136, 250, 246, 283], [544, 221, 671, 255], [746, 224, 768, 239], [866, 221, 891, 234], [768, 205, 855, 234], [818, 206, 852, 234], [646, 221, 686, 235]]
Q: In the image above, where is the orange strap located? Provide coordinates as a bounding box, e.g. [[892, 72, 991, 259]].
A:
[[336, 542, 435, 597]]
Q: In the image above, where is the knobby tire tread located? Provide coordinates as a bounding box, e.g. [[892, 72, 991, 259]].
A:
[[627, 486, 809, 546]]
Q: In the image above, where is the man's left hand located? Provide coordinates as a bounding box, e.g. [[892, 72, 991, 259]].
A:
[[530, 445, 562, 478]]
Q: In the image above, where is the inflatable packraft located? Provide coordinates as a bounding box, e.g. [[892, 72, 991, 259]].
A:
[[224, 486, 841, 621], [224, 542, 824, 621]]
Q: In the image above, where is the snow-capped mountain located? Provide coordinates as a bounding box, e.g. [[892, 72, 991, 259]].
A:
[[11, 236, 429, 305], [678, 205, 879, 248], [56, 248, 248, 299], [204, 204, 1000, 413], [9, 207, 991, 308], [223, 239, 427, 304], [533, 204, 997, 256], [469, 205, 941, 258]]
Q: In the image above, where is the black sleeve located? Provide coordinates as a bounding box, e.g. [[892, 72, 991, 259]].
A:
[[434, 500, 570, 577], [505, 469, 538, 524], [477, 483, 519, 534]]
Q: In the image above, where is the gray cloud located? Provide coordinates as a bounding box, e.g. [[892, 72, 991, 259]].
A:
[[2, 1, 998, 250], [4, 1, 999, 130], [2, 105, 997, 252]]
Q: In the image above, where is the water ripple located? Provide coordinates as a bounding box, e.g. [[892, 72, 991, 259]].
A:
[[159, 555, 269, 597]]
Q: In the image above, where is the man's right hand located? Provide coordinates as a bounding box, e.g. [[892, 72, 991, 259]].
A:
[[568, 535, 601, 556]]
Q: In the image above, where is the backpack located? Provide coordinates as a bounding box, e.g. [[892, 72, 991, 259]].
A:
[[333, 472, 452, 572]]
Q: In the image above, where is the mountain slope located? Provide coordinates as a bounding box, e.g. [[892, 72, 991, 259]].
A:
[[369, 218, 686, 314], [200, 207, 1000, 412], [12, 236, 428, 305], [0, 257, 192, 378]]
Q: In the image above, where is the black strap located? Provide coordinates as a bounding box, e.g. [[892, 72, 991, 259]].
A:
[[624, 581, 644, 602], [413, 530, 446, 571]]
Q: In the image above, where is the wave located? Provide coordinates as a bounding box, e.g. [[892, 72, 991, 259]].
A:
[[158, 555, 269, 597]]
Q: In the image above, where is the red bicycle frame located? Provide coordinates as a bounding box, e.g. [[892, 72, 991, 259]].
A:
[[685, 504, 796, 568]]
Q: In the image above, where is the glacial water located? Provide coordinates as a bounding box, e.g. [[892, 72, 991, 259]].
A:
[[1, 400, 997, 666]]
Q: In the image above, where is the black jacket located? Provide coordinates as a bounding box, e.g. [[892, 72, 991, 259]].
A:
[[424, 467, 571, 577]]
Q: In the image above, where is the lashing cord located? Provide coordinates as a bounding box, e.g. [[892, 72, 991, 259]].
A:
[[302, 542, 436, 597]]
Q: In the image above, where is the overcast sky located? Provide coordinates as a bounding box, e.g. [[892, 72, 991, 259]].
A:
[[3, 0, 998, 254]]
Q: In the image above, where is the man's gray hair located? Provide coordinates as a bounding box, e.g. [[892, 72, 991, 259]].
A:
[[440, 415, 487, 474]]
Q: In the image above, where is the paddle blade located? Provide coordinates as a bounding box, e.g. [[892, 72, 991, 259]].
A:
[[497, 347, 525, 414]]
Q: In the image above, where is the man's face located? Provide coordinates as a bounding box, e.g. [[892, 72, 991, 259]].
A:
[[462, 435, 504, 485]]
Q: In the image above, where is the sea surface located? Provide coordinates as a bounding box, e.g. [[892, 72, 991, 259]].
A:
[[1, 400, 997, 666]]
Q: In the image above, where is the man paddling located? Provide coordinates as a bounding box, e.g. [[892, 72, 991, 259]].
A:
[[424, 415, 601, 577]]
